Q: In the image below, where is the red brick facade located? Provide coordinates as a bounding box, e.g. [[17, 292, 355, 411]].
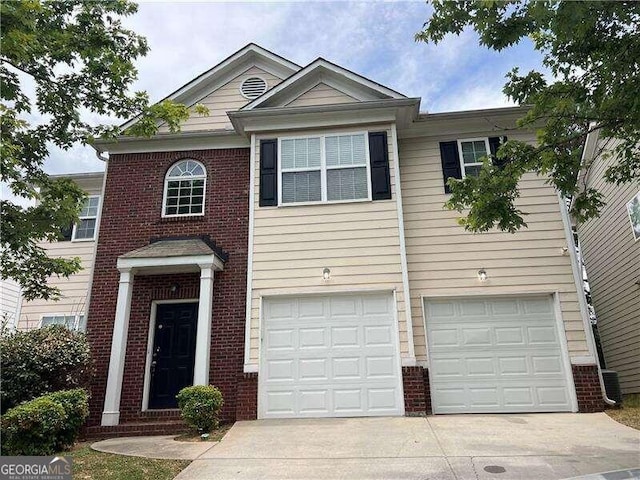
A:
[[402, 366, 432, 415], [572, 364, 605, 413], [86, 148, 250, 427], [235, 373, 258, 420]]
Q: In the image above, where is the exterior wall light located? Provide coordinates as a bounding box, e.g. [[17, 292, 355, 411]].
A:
[[477, 269, 488, 282], [322, 267, 331, 281]]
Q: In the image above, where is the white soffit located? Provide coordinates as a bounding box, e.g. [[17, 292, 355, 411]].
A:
[[242, 58, 407, 110]]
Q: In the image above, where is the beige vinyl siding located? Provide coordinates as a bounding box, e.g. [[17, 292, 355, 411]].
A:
[[1, 279, 21, 325], [286, 83, 357, 108], [399, 132, 590, 363], [158, 66, 284, 133], [577, 140, 640, 394], [249, 124, 407, 363], [18, 178, 102, 330]]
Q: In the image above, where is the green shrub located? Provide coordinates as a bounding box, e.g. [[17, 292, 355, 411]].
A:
[[47, 389, 90, 450], [1, 396, 66, 456], [0, 325, 94, 412], [176, 385, 224, 433]]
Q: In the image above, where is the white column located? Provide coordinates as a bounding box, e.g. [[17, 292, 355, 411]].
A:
[[101, 268, 134, 426], [193, 265, 214, 385]]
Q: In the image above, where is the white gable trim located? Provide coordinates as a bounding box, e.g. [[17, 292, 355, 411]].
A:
[[242, 59, 406, 111], [120, 44, 300, 131]]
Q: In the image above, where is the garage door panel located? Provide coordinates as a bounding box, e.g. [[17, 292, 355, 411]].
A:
[[261, 294, 403, 418], [426, 295, 573, 414]]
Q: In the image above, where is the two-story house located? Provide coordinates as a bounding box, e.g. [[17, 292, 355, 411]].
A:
[[17, 172, 105, 331], [575, 130, 640, 396], [87, 44, 605, 435]]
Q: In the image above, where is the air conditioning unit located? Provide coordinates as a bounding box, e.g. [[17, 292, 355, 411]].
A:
[[601, 370, 623, 404]]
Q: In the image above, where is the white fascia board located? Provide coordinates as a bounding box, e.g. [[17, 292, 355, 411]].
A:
[[117, 254, 225, 272], [229, 98, 420, 135], [399, 106, 530, 140], [242, 59, 406, 111], [119, 44, 300, 131], [94, 131, 249, 154]]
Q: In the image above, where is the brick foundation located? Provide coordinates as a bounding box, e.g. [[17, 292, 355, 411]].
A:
[[402, 366, 431, 415], [86, 148, 249, 427], [572, 364, 605, 412], [236, 372, 258, 420]]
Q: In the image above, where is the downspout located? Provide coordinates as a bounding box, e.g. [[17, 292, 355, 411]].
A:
[[82, 147, 109, 332], [557, 193, 615, 406]]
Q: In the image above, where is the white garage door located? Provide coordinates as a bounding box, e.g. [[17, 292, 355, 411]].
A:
[[425, 295, 574, 414], [260, 293, 404, 419]]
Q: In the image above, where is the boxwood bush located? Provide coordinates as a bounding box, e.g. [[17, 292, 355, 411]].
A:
[[1, 396, 67, 456], [48, 389, 90, 450], [0, 325, 94, 412], [176, 385, 224, 433], [0, 389, 89, 456]]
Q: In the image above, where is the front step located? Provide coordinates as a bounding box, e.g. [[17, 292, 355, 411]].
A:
[[83, 420, 188, 439]]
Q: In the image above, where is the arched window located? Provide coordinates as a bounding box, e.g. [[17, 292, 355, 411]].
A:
[[163, 159, 207, 216]]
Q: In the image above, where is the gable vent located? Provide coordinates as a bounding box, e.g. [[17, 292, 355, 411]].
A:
[[240, 77, 267, 99]]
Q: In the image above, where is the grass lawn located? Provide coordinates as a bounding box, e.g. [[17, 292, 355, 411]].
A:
[[606, 394, 640, 430], [62, 443, 190, 480]]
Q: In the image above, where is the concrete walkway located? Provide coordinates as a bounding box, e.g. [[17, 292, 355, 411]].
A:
[[91, 435, 217, 460], [173, 413, 640, 480]]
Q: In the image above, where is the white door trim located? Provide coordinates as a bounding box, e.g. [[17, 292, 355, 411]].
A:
[[142, 299, 199, 412]]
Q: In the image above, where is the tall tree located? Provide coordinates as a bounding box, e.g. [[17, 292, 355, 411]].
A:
[[1, 0, 195, 300], [416, 1, 640, 233]]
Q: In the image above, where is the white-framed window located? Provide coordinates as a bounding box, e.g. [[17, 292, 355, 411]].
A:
[[72, 196, 100, 241], [40, 313, 86, 332], [162, 159, 207, 217], [278, 132, 371, 205], [457, 138, 491, 177]]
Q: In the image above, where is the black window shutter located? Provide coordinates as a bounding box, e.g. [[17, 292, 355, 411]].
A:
[[60, 222, 73, 241], [368, 132, 392, 200], [439, 141, 462, 193], [489, 136, 509, 169], [259, 139, 278, 206]]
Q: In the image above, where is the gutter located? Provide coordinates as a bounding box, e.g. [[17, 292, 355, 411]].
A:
[[558, 193, 616, 406]]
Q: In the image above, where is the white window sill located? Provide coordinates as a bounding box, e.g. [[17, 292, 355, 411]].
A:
[[278, 197, 373, 208], [71, 237, 96, 243]]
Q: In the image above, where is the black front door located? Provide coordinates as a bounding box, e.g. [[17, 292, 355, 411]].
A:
[[149, 302, 198, 409]]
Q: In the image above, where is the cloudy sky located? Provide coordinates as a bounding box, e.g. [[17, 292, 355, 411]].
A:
[[43, 0, 544, 176]]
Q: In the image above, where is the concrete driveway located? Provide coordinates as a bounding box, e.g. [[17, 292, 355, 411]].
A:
[[174, 413, 640, 480]]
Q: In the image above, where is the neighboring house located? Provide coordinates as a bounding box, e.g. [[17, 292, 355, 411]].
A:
[[0, 278, 22, 329], [18, 172, 104, 331], [574, 131, 640, 395], [87, 44, 604, 434]]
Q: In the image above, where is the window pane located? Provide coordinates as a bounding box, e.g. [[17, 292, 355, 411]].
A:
[[327, 167, 368, 201], [74, 219, 96, 239], [461, 140, 487, 164], [281, 139, 295, 169], [42, 315, 75, 329], [282, 171, 321, 203], [326, 134, 366, 167], [326, 136, 339, 166], [307, 138, 321, 168], [76, 315, 87, 332], [282, 137, 321, 170], [294, 139, 308, 168], [465, 165, 482, 177], [462, 152, 477, 164], [339, 135, 352, 165]]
